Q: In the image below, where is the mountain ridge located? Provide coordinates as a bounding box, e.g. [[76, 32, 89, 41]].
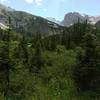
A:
[[0, 4, 100, 33], [61, 12, 100, 26], [0, 3, 62, 36]]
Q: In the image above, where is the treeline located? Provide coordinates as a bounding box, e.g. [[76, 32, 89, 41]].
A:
[[0, 20, 100, 100]]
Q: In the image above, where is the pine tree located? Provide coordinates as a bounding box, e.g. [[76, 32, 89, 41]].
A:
[[17, 36, 28, 68], [74, 33, 100, 91], [3, 16, 11, 97], [29, 33, 44, 72]]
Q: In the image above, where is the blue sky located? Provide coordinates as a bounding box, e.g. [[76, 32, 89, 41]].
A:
[[0, 0, 100, 21]]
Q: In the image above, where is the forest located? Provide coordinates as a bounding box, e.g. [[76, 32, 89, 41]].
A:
[[0, 18, 100, 100]]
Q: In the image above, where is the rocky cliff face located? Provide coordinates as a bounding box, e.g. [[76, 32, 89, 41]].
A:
[[61, 12, 89, 26], [61, 12, 100, 27], [0, 4, 62, 36], [1, 3, 100, 35], [95, 20, 100, 29]]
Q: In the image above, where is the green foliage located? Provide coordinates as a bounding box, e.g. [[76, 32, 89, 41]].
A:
[[73, 33, 100, 91], [0, 20, 100, 100]]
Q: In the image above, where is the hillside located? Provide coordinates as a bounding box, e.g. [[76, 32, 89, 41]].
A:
[[0, 3, 100, 100], [0, 4, 62, 36]]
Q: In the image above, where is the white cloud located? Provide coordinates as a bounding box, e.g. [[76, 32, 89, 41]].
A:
[[25, 0, 43, 6], [34, 0, 43, 6], [0, 0, 8, 3], [25, 0, 34, 4], [0, 0, 10, 4]]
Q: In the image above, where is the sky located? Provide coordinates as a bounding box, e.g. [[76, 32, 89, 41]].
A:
[[0, 0, 100, 21]]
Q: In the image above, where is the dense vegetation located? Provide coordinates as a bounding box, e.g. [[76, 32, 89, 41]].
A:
[[0, 19, 100, 100]]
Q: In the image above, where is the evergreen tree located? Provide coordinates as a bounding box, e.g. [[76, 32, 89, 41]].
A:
[[73, 33, 100, 91], [2, 16, 11, 97], [17, 36, 28, 67], [29, 33, 44, 72]]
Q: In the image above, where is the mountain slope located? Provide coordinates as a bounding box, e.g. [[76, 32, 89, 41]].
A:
[[95, 20, 100, 29], [61, 12, 89, 26], [0, 4, 62, 36], [61, 12, 100, 27], [0, 22, 8, 29], [46, 17, 61, 25]]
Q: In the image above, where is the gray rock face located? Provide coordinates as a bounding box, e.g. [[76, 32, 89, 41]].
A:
[[0, 22, 8, 29], [61, 12, 89, 26], [95, 20, 100, 28], [46, 17, 61, 25], [0, 3, 61, 35], [89, 16, 100, 24], [1, 3, 100, 33], [61, 12, 100, 27]]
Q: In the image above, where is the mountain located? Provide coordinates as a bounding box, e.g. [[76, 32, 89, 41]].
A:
[[89, 16, 100, 24], [1, 3, 100, 34], [46, 17, 61, 25], [61, 12, 100, 27], [0, 4, 62, 36], [0, 22, 8, 29], [0, 4, 14, 11], [61, 12, 89, 26], [0, 4, 14, 29], [95, 20, 100, 29]]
